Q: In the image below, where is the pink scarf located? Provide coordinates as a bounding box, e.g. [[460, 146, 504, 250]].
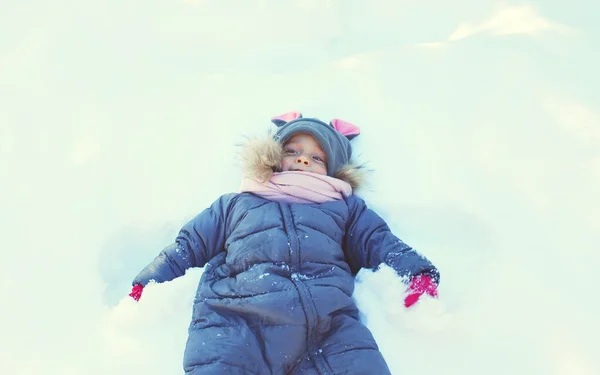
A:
[[239, 171, 352, 204]]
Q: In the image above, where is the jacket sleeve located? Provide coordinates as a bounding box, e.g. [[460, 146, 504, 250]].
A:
[[344, 197, 440, 284], [132, 193, 237, 286]]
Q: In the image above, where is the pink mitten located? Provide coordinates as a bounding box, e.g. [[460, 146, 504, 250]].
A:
[[129, 284, 144, 301], [404, 275, 438, 308]]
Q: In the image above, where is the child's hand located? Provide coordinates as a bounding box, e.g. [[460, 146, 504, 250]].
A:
[[129, 284, 144, 301], [404, 275, 438, 308]]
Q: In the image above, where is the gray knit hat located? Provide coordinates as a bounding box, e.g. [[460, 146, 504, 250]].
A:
[[272, 112, 360, 177]]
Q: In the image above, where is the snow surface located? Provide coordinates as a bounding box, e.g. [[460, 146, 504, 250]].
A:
[[1, 1, 599, 374]]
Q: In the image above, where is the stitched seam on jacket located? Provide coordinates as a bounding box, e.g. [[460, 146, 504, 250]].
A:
[[230, 224, 282, 240], [189, 320, 306, 328], [297, 222, 339, 244], [187, 361, 262, 375], [201, 287, 297, 300]]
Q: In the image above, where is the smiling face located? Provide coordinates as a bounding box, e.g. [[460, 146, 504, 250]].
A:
[[280, 133, 328, 176]]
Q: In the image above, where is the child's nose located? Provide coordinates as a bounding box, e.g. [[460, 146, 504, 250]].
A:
[[296, 156, 310, 166]]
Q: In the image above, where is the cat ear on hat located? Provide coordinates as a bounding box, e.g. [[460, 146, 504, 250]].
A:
[[271, 111, 302, 127], [330, 118, 360, 140]]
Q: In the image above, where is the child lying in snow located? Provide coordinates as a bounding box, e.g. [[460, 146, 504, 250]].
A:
[[129, 112, 440, 375]]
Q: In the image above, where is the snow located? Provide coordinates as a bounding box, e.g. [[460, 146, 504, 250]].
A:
[[1, 1, 599, 374]]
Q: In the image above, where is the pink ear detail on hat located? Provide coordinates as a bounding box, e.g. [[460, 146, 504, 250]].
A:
[[271, 111, 302, 126], [331, 118, 360, 140]]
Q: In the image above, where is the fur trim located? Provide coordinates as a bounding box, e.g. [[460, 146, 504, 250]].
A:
[[238, 134, 282, 182], [334, 163, 369, 191], [238, 134, 368, 190]]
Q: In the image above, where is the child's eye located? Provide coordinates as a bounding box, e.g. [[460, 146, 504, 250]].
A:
[[312, 156, 325, 162], [283, 148, 297, 155]]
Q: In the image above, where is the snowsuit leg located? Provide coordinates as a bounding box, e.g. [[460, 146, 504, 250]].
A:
[[289, 352, 320, 375], [318, 314, 392, 375], [183, 297, 311, 374], [288, 314, 391, 375], [183, 323, 270, 375]]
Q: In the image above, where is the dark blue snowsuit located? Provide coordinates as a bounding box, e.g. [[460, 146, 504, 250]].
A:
[[133, 192, 439, 374]]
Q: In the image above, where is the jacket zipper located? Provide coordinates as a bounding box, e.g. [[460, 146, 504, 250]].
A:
[[280, 203, 333, 375]]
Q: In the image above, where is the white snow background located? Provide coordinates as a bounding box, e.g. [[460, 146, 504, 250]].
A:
[[1, 1, 599, 374]]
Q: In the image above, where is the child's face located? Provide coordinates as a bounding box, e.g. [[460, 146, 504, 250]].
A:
[[281, 133, 328, 176]]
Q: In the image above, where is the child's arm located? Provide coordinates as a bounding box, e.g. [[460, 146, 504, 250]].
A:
[[131, 193, 237, 289], [345, 197, 440, 284]]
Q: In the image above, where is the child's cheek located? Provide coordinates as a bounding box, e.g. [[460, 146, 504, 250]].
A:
[[280, 157, 290, 171]]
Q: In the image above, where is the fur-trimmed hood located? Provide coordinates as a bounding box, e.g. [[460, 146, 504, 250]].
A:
[[238, 134, 368, 191]]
